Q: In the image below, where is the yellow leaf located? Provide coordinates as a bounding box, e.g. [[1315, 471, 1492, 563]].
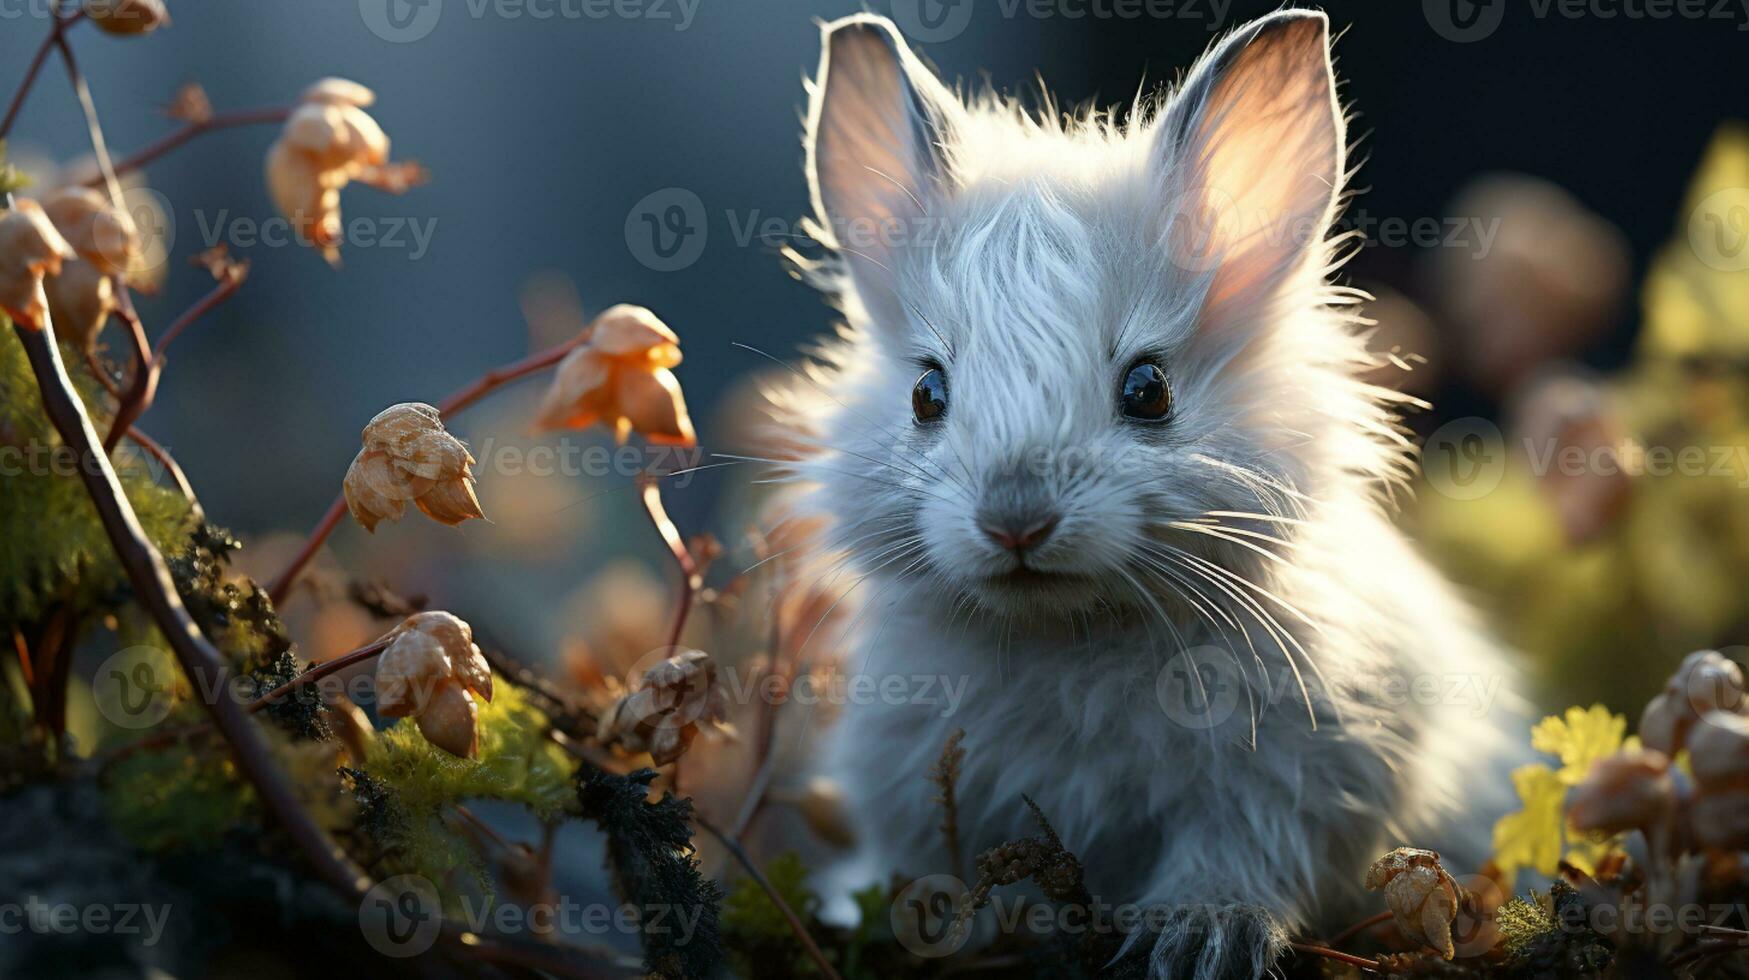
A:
[[1492, 763, 1567, 883], [1531, 704, 1628, 785]]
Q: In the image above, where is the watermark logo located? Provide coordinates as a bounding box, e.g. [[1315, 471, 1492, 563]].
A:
[[92, 646, 175, 730], [360, 874, 443, 958], [1155, 646, 1243, 730], [1424, 0, 1507, 41], [891, 874, 973, 957], [890, 0, 977, 42], [625, 187, 707, 272], [360, 0, 445, 42], [120, 185, 175, 279], [1422, 417, 1506, 501], [1689, 186, 1749, 273]]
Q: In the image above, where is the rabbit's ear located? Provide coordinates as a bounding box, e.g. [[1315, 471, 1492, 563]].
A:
[[806, 15, 956, 333], [1154, 10, 1345, 332]]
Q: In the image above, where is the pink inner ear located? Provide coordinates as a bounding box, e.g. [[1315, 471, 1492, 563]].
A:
[[1171, 18, 1343, 326], [813, 29, 930, 256]]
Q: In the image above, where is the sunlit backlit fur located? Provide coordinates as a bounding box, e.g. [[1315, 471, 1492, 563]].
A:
[[764, 11, 1527, 978]]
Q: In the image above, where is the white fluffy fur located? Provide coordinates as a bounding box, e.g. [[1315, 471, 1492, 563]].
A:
[[767, 11, 1528, 978]]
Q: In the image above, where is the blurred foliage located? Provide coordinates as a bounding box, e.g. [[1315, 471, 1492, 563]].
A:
[[1491, 705, 1634, 885], [1412, 124, 1749, 713]]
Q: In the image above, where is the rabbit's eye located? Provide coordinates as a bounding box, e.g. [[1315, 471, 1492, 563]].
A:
[[912, 367, 948, 424], [1120, 360, 1172, 421]]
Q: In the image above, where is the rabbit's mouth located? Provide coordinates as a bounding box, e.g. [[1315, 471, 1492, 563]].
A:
[[977, 567, 1099, 610]]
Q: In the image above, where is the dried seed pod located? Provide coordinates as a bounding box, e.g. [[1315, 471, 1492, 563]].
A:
[[1640, 650, 1748, 756], [1566, 747, 1674, 835], [1365, 847, 1460, 960], [84, 0, 169, 35], [402, 611, 493, 704], [264, 77, 418, 266], [0, 199, 76, 328], [596, 649, 727, 765], [374, 611, 493, 759], [417, 681, 480, 759], [41, 187, 139, 277], [375, 611, 491, 718], [343, 403, 484, 532], [533, 305, 696, 446], [43, 258, 115, 351], [375, 629, 453, 719]]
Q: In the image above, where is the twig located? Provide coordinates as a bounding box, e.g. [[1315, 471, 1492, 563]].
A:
[[122, 425, 200, 512], [152, 265, 246, 361], [103, 290, 154, 451], [695, 811, 843, 980], [81, 346, 200, 511], [16, 303, 626, 979], [95, 105, 292, 183], [1289, 942, 1381, 971], [103, 272, 247, 452], [13, 306, 371, 899], [1327, 909, 1395, 948], [267, 332, 591, 605], [245, 633, 394, 713], [53, 26, 124, 209], [0, 8, 83, 141], [639, 475, 700, 653]]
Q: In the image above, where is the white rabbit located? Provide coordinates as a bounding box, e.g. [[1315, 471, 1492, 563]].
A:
[[766, 10, 1526, 978]]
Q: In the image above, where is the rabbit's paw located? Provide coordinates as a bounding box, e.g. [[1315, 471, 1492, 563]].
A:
[[1145, 903, 1286, 980]]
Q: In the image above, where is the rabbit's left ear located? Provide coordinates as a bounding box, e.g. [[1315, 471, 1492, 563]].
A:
[[1154, 10, 1345, 327], [806, 15, 957, 335]]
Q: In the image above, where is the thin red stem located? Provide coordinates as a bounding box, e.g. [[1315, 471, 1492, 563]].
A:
[[153, 270, 245, 362], [266, 496, 346, 606], [1289, 942, 1380, 971], [640, 476, 700, 652], [103, 290, 154, 452], [1327, 910, 1394, 948], [94, 106, 292, 184], [246, 635, 393, 713], [696, 812, 843, 980], [268, 333, 589, 607], [0, 10, 82, 141], [53, 25, 124, 208]]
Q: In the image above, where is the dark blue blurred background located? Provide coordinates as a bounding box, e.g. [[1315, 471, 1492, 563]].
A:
[[4, 0, 1746, 656]]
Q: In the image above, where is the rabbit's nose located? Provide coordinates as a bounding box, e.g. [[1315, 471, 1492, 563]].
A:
[[979, 514, 1060, 555]]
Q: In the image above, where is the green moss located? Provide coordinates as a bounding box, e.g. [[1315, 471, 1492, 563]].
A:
[[722, 853, 823, 977], [0, 323, 194, 627], [356, 679, 577, 905]]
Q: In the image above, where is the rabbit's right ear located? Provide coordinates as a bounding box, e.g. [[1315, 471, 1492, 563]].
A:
[[806, 15, 955, 332]]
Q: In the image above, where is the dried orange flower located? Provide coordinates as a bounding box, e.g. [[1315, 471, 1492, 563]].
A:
[[44, 259, 115, 351], [1639, 650, 1748, 756], [0, 199, 75, 329], [343, 403, 485, 532], [375, 611, 494, 758], [265, 78, 423, 267], [534, 305, 696, 445], [1365, 847, 1460, 960], [1566, 748, 1674, 835], [596, 649, 727, 765], [84, 0, 169, 35], [41, 187, 139, 277]]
